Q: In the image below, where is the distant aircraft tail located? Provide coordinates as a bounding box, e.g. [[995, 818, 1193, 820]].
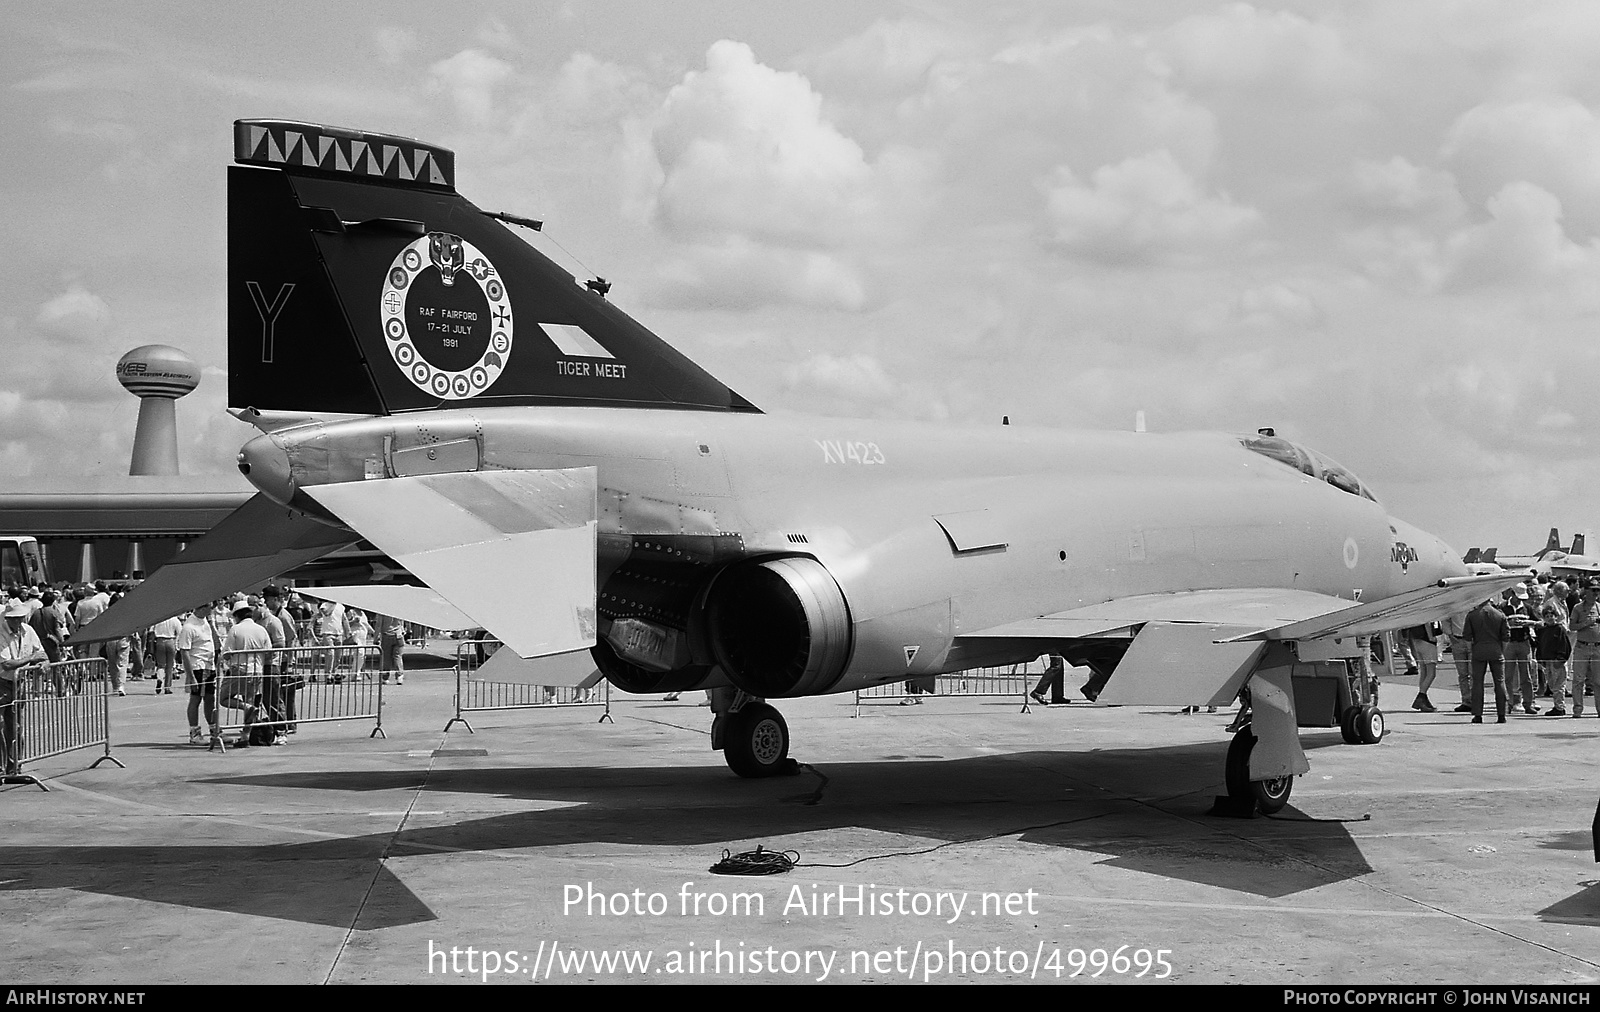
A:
[[1546, 527, 1562, 553], [1463, 548, 1481, 564], [228, 119, 759, 416], [1482, 548, 1498, 563], [1575, 533, 1587, 556]]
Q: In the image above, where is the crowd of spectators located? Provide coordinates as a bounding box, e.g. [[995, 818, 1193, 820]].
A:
[[0, 579, 411, 750], [1395, 572, 1598, 720]]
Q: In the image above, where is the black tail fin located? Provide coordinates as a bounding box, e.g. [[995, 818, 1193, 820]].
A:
[[1545, 527, 1562, 554], [1463, 548, 1481, 564], [1575, 533, 1587, 556], [229, 119, 758, 416], [1482, 548, 1498, 563]]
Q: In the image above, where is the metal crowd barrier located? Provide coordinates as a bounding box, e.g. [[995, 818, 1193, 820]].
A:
[[444, 639, 610, 733], [0, 657, 124, 791], [213, 644, 389, 751], [852, 663, 1040, 716]]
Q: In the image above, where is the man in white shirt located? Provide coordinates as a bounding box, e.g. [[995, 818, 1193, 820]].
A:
[[223, 602, 274, 746], [1, 600, 47, 774], [178, 602, 222, 745], [149, 614, 183, 695]]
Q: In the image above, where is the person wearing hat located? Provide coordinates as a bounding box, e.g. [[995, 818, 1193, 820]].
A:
[[1535, 602, 1573, 716], [179, 601, 223, 745], [261, 586, 300, 734], [1504, 583, 1541, 715], [222, 600, 274, 746], [0, 600, 47, 774], [1569, 579, 1600, 717]]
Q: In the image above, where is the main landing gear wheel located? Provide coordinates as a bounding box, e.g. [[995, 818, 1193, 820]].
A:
[[1353, 704, 1385, 744], [1339, 705, 1362, 744], [1224, 728, 1293, 815], [723, 703, 791, 778]]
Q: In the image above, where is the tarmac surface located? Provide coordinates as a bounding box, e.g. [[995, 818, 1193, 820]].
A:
[[2, 647, 1598, 986]]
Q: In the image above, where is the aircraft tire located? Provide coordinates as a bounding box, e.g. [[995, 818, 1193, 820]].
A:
[[1354, 704, 1384, 745], [1224, 729, 1293, 815], [723, 703, 790, 778], [1339, 705, 1363, 744]]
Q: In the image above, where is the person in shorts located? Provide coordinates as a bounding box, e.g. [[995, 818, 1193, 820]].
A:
[[178, 602, 221, 745]]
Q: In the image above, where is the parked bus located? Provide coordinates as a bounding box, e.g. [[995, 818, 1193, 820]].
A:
[[0, 536, 47, 589]]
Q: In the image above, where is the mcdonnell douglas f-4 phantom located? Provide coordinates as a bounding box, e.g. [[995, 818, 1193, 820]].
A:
[[78, 120, 1523, 815]]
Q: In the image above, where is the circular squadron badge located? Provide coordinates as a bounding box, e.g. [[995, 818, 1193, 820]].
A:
[[381, 232, 512, 399]]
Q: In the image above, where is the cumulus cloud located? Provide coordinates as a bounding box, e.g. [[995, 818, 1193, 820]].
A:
[[372, 26, 417, 67], [639, 40, 880, 245], [802, 18, 971, 96], [783, 352, 899, 405], [1158, 4, 1361, 94], [1188, 282, 1326, 337], [430, 49, 515, 126], [550, 53, 648, 125], [1441, 181, 1600, 290], [35, 284, 111, 343], [1444, 96, 1600, 238], [1041, 150, 1261, 264], [1350, 157, 1466, 221], [647, 237, 865, 312]]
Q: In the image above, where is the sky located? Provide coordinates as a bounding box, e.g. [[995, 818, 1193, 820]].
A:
[[2, 0, 1598, 552]]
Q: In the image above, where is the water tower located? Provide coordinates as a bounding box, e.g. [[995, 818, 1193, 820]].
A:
[[115, 345, 200, 475]]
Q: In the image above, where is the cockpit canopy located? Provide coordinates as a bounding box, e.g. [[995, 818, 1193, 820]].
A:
[[1240, 434, 1378, 502]]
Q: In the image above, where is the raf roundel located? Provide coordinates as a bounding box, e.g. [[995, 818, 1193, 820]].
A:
[[380, 231, 512, 400]]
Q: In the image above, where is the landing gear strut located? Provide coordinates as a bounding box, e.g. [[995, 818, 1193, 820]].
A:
[[1224, 727, 1293, 815], [710, 688, 797, 778]]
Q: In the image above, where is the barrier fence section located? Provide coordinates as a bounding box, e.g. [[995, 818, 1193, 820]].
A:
[[214, 644, 389, 751], [853, 663, 1040, 716], [1, 657, 123, 791], [445, 639, 609, 732]]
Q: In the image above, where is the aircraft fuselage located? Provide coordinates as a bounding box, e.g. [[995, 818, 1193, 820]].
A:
[[239, 408, 1464, 685]]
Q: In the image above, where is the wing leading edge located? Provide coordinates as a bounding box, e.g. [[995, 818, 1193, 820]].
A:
[[956, 575, 1527, 709], [71, 493, 357, 644]]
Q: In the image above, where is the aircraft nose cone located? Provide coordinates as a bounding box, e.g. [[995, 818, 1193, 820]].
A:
[[237, 433, 294, 506]]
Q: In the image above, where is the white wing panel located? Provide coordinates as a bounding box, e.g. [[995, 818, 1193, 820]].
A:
[[475, 647, 599, 686], [1095, 622, 1265, 707], [305, 468, 597, 659]]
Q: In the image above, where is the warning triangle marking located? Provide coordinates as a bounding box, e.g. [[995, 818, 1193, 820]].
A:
[[903, 646, 920, 666]]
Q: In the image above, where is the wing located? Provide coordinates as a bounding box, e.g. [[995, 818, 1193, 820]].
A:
[[1221, 572, 1531, 643], [70, 493, 356, 644], [301, 468, 598, 659], [956, 575, 1526, 708], [964, 587, 1349, 640], [958, 588, 1350, 707]]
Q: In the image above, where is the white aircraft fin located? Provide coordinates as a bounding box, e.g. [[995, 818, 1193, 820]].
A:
[[303, 468, 597, 659]]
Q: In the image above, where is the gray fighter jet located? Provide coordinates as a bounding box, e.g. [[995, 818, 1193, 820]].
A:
[[77, 121, 1523, 814]]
